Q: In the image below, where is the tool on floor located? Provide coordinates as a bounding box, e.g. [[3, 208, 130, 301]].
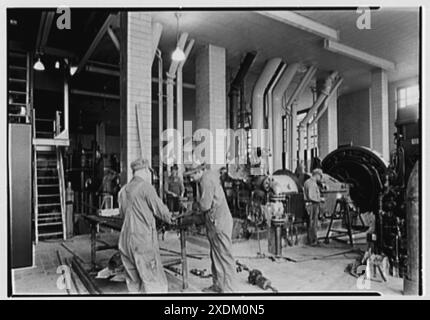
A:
[[70, 256, 102, 295], [190, 268, 212, 278], [236, 260, 278, 293]]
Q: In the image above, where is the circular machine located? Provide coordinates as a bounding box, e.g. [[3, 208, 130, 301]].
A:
[[321, 145, 388, 213]]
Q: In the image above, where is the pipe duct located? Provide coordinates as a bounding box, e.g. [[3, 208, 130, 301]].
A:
[[251, 58, 283, 149], [272, 63, 299, 171], [229, 52, 257, 129]]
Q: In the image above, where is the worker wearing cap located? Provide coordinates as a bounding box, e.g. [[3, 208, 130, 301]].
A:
[[164, 164, 185, 213], [303, 168, 325, 246], [118, 158, 174, 293], [184, 163, 236, 293]]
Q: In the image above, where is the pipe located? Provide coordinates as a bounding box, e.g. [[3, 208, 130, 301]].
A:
[[272, 63, 299, 172], [229, 52, 257, 129], [85, 64, 196, 89], [156, 49, 164, 198], [64, 73, 69, 137], [151, 22, 163, 62], [177, 39, 195, 152], [284, 66, 317, 109], [299, 71, 339, 128], [310, 77, 344, 125], [166, 33, 188, 132], [266, 63, 286, 175], [251, 58, 283, 151]]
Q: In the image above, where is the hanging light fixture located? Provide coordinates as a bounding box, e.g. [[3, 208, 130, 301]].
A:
[[171, 12, 185, 62], [33, 56, 45, 71], [69, 65, 77, 76]]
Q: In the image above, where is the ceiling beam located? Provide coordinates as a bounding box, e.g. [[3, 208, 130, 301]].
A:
[[107, 26, 120, 51], [76, 14, 116, 75], [256, 11, 339, 41], [35, 12, 46, 51], [40, 12, 55, 49], [323, 39, 396, 71]]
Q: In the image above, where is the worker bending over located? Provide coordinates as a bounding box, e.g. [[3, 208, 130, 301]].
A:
[[303, 168, 325, 246], [118, 158, 174, 293], [184, 163, 237, 293]]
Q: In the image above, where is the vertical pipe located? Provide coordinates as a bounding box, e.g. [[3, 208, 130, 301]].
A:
[[176, 39, 194, 168], [64, 73, 69, 136], [157, 50, 164, 198]]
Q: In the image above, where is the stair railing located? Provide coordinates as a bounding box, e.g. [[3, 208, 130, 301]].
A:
[[57, 147, 67, 240]]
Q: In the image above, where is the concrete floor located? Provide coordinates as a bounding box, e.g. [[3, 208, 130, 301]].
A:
[[11, 230, 404, 296]]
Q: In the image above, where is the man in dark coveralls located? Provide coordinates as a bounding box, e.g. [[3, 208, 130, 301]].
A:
[[184, 163, 237, 293]]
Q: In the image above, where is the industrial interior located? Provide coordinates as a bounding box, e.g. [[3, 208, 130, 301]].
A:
[[7, 8, 420, 295]]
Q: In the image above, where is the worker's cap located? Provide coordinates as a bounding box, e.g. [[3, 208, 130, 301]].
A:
[[183, 162, 206, 177], [130, 158, 152, 173], [312, 168, 323, 177]]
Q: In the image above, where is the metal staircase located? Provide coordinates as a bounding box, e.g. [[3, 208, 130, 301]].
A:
[[33, 113, 68, 243], [34, 148, 65, 241]]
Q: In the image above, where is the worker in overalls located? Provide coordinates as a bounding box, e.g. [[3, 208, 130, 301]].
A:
[[303, 168, 325, 246], [118, 158, 174, 293], [184, 163, 237, 293], [164, 164, 185, 213]]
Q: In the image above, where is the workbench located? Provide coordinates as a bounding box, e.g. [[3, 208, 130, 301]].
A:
[[82, 214, 189, 289]]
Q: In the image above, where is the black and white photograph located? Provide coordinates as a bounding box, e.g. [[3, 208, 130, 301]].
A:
[[2, 1, 426, 301]]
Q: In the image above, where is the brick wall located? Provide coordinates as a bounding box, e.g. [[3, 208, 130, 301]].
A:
[[120, 12, 153, 183], [337, 88, 371, 147], [195, 44, 227, 168], [318, 93, 338, 158]]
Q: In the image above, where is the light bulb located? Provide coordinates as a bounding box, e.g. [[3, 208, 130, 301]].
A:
[[33, 58, 45, 71], [70, 65, 77, 76], [172, 47, 186, 62], [55, 61, 60, 69]]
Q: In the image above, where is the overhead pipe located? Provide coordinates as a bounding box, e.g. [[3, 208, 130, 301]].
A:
[[85, 64, 196, 89], [272, 63, 299, 171], [299, 71, 339, 128], [266, 63, 286, 174], [176, 39, 195, 167], [310, 77, 344, 125], [251, 58, 283, 154], [284, 66, 317, 110], [282, 65, 317, 170], [229, 51, 257, 129], [298, 71, 340, 171]]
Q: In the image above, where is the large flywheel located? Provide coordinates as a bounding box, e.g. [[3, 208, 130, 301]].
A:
[[321, 145, 388, 212]]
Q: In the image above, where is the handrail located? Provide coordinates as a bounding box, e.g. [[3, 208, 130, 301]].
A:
[[57, 147, 67, 240], [32, 108, 39, 243]]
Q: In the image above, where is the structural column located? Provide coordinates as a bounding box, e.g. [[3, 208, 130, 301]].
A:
[[195, 44, 227, 169], [119, 12, 153, 183], [318, 93, 338, 158], [370, 68, 389, 160]]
